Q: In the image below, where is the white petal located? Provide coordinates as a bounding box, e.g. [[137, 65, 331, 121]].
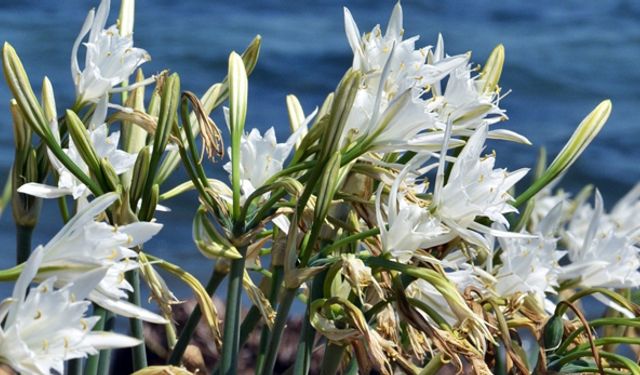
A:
[[118, 222, 163, 247], [84, 331, 142, 349], [17, 183, 71, 199], [89, 290, 168, 324]]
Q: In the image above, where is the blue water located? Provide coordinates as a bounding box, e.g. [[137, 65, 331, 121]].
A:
[[0, 0, 639, 301]]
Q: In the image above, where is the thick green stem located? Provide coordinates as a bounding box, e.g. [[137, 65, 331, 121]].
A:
[[67, 359, 82, 375], [320, 343, 345, 375], [96, 311, 115, 375], [293, 271, 325, 374], [259, 288, 297, 375], [168, 268, 226, 365], [420, 354, 444, 375], [15, 224, 33, 264], [85, 306, 107, 375], [219, 247, 247, 375], [255, 266, 284, 371], [126, 269, 148, 370]]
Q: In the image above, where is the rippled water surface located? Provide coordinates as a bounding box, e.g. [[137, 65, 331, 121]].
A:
[[0, 0, 639, 297]]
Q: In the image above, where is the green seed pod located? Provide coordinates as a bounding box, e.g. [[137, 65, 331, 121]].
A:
[[543, 315, 564, 350]]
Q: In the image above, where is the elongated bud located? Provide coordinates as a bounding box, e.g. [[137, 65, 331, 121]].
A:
[[2, 43, 50, 139], [122, 69, 148, 156], [514, 100, 612, 207], [314, 151, 342, 226], [241, 35, 261, 77], [480, 44, 505, 94], [10, 100, 30, 159], [286, 94, 307, 148], [100, 157, 120, 192], [130, 146, 150, 209], [320, 69, 361, 159], [193, 207, 242, 260], [118, 0, 135, 37], [66, 110, 100, 172], [12, 149, 42, 227], [228, 51, 248, 220], [41, 77, 57, 131]]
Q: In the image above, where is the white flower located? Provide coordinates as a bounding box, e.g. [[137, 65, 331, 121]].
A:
[[18, 120, 136, 200], [493, 205, 565, 308], [0, 247, 140, 375], [608, 183, 640, 239], [223, 110, 312, 199], [341, 3, 468, 151], [30, 193, 166, 323], [560, 190, 640, 288], [72, 0, 150, 103], [433, 125, 529, 248], [376, 158, 452, 262]]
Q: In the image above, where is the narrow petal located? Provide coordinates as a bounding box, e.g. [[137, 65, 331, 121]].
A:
[[84, 331, 142, 349], [17, 183, 71, 199]]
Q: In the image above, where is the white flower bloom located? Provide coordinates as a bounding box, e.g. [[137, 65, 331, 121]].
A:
[[561, 190, 640, 288], [31, 193, 166, 323], [376, 158, 452, 262], [494, 205, 565, 308], [18, 120, 136, 200], [608, 183, 640, 239], [223, 109, 312, 199], [433, 125, 529, 248], [72, 0, 150, 103], [0, 247, 140, 375], [341, 3, 468, 151]]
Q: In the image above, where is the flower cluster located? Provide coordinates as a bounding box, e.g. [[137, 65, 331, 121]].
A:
[[0, 1, 637, 374]]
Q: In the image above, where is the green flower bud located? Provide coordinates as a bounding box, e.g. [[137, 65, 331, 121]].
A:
[[543, 315, 564, 351]]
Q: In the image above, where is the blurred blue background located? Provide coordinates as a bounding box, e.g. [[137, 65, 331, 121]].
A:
[[0, 0, 639, 301]]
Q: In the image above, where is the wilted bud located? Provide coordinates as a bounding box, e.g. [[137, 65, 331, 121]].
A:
[[66, 110, 100, 172], [242, 271, 276, 329], [193, 207, 242, 260], [139, 252, 179, 319], [129, 146, 150, 209], [480, 44, 505, 94]]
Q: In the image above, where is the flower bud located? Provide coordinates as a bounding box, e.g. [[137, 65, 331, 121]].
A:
[[100, 157, 120, 192], [129, 146, 150, 209], [320, 69, 361, 160], [66, 110, 100, 172], [480, 44, 505, 94]]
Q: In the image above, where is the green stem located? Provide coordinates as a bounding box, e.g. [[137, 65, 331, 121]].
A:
[[67, 359, 82, 375], [320, 343, 345, 375], [126, 269, 147, 370], [168, 268, 226, 365], [15, 224, 33, 264], [255, 266, 284, 371], [96, 311, 115, 375], [419, 354, 444, 375], [293, 271, 325, 374], [85, 306, 107, 375], [57, 196, 70, 223], [259, 288, 297, 375], [219, 247, 247, 375]]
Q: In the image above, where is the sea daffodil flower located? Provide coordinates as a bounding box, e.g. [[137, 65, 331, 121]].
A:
[[0, 246, 140, 375], [72, 0, 150, 103], [29, 193, 166, 323]]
